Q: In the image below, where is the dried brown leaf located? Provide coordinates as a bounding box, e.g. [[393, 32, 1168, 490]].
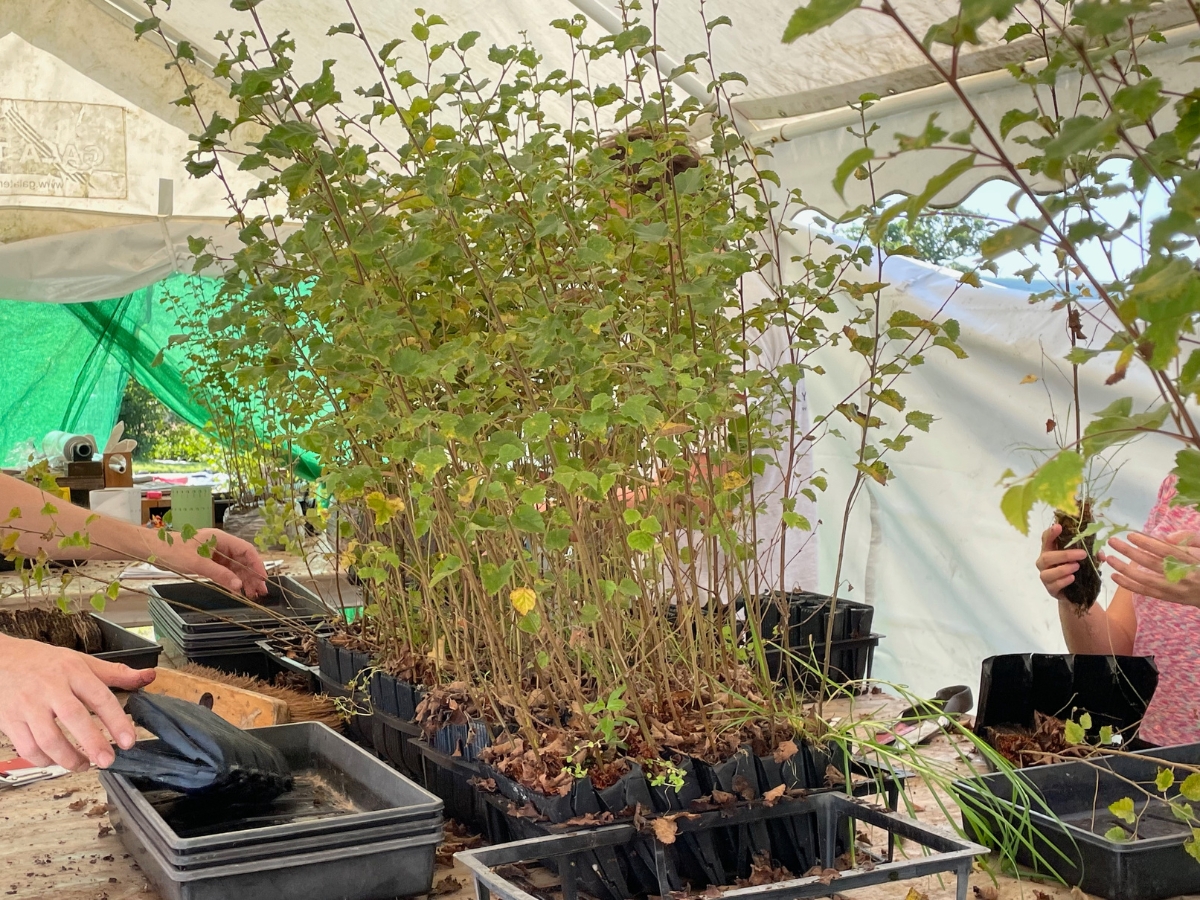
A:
[[803, 866, 840, 886], [652, 817, 678, 845], [772, 740, 799, 763], [824, 765, 846, 787], [732, 774, 755, 800], [432, 876, 463, 896], [711, 789, 737, 806], [68, 800, 87, 812], [86, 804, 111, 818], [763, 784, 786, 806], [972, 887, 999, 900]]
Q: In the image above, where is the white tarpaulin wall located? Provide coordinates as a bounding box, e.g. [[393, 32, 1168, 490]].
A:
[[794, 227, 1175, 697], [0, 0, 1185, 695]]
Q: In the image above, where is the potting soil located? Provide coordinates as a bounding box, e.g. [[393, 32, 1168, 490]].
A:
[[142, 771, 361, 838], [1055, 501, 1101, 613]]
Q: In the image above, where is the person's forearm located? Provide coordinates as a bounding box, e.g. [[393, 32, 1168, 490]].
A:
[[0, 474, 163, 562], [1057, 599, 1121, 654]]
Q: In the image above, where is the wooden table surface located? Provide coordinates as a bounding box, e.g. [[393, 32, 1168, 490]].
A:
[[0, 568, 1176, 900]]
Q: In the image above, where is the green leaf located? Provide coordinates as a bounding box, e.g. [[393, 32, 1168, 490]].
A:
[[458, 31, 481, 50], [134, 16, 161, 37], [105, 580, 121, 601], [1002, 451, 1085, 535], [480, 560, 515, 594], [544, 529, 571, 552], [782, 0, 862, 41], [517, 611, 542, 634], [180, 523, 197, 542], [1164, 556, 1196, 584], [1157, 768, 1176, 793], [1104, 825, 1129, 843], [430, 554, 462, 586], [832, 147, 874, 199], [1079, 712, 1092, 730], [89, 592, 106, 613], [511, 505, 546, 534], [1186, 833, 1200, 863], [905, 410, 935, 432], [1173, 802, 1195, 823], [1003, 22, 1033, 41], [632, 221, 670, 243], [1064, 719, 1086, 744], [1082, 402, 1169, 457], [1099, 725, 1114, 745], [1173, 448, 1200, 508], [1109, 797, 1136, 825], [981, 219, 1045, 259], [1181, 772, 1200, 802], [626, 530, 656, 552]]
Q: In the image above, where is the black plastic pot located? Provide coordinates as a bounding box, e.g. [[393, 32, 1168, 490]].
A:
[[99, 721, 443, 900], [316, 635, 372, 689], [92, 614, 163, 669], [753, 592, 880, 690], [458, 792, 986, 900], [957, 742, 1200, 900], [414, 739, 500, 838], [975, 653, 1159, 754], [256, 638, 321, 693], [479, 740, 903, 900]]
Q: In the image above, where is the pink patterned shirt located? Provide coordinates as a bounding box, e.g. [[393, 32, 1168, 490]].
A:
[[1133, 475, 1200, 745]]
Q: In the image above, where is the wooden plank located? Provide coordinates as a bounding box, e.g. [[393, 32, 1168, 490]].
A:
[[143, 667, 287, 729]]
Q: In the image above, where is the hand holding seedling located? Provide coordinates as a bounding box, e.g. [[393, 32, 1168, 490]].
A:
[[1037, 523, 1089, 600], [1107, 531, 1200, 607]]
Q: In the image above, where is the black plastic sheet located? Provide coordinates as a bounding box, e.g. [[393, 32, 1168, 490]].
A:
[[109, 692, 293, 800]]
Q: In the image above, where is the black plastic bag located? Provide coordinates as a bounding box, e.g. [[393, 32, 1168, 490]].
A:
[[109, 691, 293, 800]]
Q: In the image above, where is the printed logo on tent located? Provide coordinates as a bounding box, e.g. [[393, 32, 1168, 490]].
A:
[[0, 98, 127, 199]]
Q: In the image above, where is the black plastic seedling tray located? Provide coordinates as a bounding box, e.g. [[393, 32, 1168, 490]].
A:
[[92, 615, 163, 669], [975, 653, 1159, 751], [458, 791, 985, 900], [104, 776, 441, 870], [100, 722, 442, 900], [148, 576, 331, 635], [956, 742, 1200, 900], [256, 638, 321, 693]]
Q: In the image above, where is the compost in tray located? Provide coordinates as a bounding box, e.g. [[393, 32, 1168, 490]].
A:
[[144, 770, 360, 837]]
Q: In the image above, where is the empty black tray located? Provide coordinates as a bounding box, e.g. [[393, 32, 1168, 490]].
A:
[[148, 576, 331, 636], [957, 742, 1200, 900]]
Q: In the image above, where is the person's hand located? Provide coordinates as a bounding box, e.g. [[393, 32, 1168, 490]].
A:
[[0, 635, 155, 770], [1107, 531, 1200, 607], [155, 527, 269, 599], [1037, 523, 1088, 601]]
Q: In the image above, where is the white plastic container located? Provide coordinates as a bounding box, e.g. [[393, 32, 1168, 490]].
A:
[[89, 487, 142, 525]]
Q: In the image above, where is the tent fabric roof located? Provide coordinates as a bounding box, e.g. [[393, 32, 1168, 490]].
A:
[[4, 0, 1195, 299], [0, 0, 1044, 301]]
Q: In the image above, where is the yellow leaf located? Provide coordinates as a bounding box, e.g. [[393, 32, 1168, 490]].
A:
[[904, 889, 929, 900], [457, 475, 482, 506], [1020, 374, 1038, 384], [0, 530, 19, 552], [657, 422, 693, 438], [509, 587, 537, 616], [721, 471, 747, 491], [338, 540, 359, 571]]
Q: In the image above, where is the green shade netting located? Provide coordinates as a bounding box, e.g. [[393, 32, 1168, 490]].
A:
[[0, 274, 320, 480]]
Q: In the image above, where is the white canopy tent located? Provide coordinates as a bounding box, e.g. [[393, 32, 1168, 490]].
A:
[[0, 0, 1187, 695]]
